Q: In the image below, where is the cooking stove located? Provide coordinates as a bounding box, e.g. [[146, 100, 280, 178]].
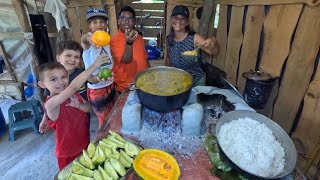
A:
[[143, 107, 182, 134], [122, 86, 253, 156], [132, 106, 204, 156]]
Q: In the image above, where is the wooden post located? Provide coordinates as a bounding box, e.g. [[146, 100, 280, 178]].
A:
[[11, 0, 31, 32], [106, 3, 118, 36], [212, 5, 228, 70], [0, 42, 17, 82], [199, 0, 214, 38], [199, 0, 216, 64], [0, 41, 22, 99]]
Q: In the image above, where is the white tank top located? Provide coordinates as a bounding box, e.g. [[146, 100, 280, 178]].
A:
[[83, 45, 113, 89]]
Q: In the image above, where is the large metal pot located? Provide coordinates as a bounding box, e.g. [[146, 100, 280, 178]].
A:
[[134, 66, 193, 112], [215, 110, 297, 179]]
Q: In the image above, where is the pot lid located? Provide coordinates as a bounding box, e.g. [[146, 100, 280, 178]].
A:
[[242, 70, 272, 81]]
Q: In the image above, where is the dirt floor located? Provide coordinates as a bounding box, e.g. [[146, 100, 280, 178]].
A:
[[0, 112, 99, 180]]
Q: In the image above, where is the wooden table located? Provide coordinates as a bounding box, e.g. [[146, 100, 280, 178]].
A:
[[96, 91, 219, 180]]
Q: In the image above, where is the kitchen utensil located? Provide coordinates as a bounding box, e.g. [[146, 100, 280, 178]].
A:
[[181, 45, 202, 57]]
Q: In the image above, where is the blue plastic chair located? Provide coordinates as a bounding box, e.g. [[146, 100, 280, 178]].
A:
[[8, 99, 44, 142]]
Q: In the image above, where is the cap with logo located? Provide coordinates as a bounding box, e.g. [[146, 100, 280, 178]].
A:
[[171, 5, 189, 19], [86, 8, 108, 21]]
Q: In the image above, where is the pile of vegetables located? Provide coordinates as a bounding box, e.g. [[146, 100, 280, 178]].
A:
[[58, 130, 141, 180]]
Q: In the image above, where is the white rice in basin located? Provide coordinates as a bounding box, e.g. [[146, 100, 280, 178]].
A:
[[217, 117, 285, 177]]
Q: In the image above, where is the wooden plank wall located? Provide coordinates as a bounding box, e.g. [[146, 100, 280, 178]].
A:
[[65, 0, 117, 43], [120, 0, 165, 46], [130, 1, 165, 41], [210, 1, 320, 178]]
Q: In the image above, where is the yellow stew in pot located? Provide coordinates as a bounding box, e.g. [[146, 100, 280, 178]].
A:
[[136, 70, 192, 96]]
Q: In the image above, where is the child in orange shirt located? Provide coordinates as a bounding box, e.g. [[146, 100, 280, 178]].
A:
[[110, 6, 149, 93]]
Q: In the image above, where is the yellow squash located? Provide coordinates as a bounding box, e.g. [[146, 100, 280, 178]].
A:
[[133, 149, 180, 180]]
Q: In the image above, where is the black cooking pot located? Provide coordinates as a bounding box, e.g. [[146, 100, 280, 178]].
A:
[[133, 66, 193, 112], [242, 70, 279, 109]]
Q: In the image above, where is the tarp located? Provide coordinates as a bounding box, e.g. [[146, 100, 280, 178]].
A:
[[0, 0, 40, 100]]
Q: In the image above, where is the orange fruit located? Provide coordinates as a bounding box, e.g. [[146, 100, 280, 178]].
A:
[[98, 68, 112, 79], [91, 30, 111, 47]]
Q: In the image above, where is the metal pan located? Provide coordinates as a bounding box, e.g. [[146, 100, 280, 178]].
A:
[[215, 110, 297, 179]]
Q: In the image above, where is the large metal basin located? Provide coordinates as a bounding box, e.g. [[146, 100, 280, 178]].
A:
[[215, 110, 297, 179]]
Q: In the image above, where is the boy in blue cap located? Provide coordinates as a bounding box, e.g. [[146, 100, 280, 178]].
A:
[[81, 8, 116, 128]]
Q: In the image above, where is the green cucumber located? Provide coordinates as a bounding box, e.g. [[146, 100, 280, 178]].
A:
[[119, 156, 131, 168], [72, 161, 94, 177], [120, 149, 133, 163], [109, 130, 126, 142], [108, 136, 125, 148], [104, 161, 119, 180], [124, 142, 141, 157], [93, 170, 103, 180], [79, 150, 95, 170], [87, 143, 96, 159], [98, 165, 112, 180], [110, 158, 127, 176]]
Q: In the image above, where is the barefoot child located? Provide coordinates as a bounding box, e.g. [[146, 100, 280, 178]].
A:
[[38, 55, 108, 170]]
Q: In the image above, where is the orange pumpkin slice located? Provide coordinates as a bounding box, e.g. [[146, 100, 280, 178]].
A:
[[133, 149, 180, 180]]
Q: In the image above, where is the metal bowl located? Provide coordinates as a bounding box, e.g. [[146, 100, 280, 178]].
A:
[[215, 110, 297, 179]]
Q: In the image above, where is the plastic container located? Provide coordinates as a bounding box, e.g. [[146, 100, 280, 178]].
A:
[[145, 46, 160, 60], [24, 74, 35, 98]]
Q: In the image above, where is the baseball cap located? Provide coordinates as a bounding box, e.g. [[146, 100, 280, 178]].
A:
[[86, 8, 108, 21], [171, 5, 189, 19]]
